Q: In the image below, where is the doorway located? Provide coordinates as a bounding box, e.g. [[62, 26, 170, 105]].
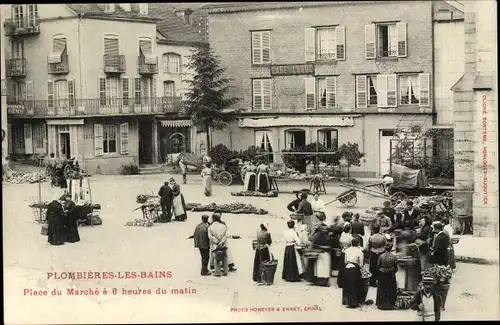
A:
[[138, 120, 153, 165], [379, 129, 395, 176], [58, 132, 71, 159]]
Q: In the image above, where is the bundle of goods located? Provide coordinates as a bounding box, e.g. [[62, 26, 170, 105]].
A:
[[136, 194, 158, 204], [186, 202, 268, 215], [394, 196, 447, 211], [231, 190, 279, 198], [359, 213, 377, 226], [421, 265, 452, 285], [124, 218, 154, 227], [395, 289, 415, 310], [3, 168, 48, 184]]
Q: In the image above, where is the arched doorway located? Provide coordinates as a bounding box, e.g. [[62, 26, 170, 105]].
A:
[[169, 132, 186, 154]]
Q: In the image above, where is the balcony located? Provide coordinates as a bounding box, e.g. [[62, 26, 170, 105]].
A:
[[47, 53, 69, 74], [138, 56, 158, 75], [103, 54, 126, 74], [6, 58, 27, 77], [377, 50, 398, 59], [6, 97, 184, 118], [4, 17, 40, 37]]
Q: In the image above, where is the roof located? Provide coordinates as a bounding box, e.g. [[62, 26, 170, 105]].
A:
[[149, 3, 209, 45], [66, 4, 158, 22]]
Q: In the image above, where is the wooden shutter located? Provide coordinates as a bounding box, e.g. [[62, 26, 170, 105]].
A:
[[262, 79, 272, 110], [134, 77, 142, 109], [8, 123, 13, 154], [387, 74, 397, 107], [304, 28, 316, 62], [326, 77, 337, 108], [104, 37, 119, 56], [377, 75, 388, 107], [26, 81, 34, 114], [261, 31, 271, 64], [24, 124, 33, 154], [120, 122, 129, 154], [365, 24, 376, 59], [122, 77, 129, 107], [396, 22, 407, 58], [98, 77, 107, 107], [47, 80, 54, 113], [53, 37, 66, 52], [94, 124, 104, 157], [305, 77, 316, 110], [139, 39, 152, 55], [253, 79, 262, 110], [419, 73, 430, 107], [335, 26, 346, 60], [356, 76, 367, 108], [252, 32, 262, 64], [67, 78, 75, 106]]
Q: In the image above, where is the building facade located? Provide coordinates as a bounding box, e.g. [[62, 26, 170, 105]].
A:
[[207, 1, 437, 177], [1, 5, 7, 164]]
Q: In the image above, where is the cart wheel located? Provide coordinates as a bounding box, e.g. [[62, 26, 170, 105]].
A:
[[442, 190, 453, 198], [218, 171, 232, 186], [63, 164, 72, 179], [391, 191, 407, 203], [340, 193, 357, 208]]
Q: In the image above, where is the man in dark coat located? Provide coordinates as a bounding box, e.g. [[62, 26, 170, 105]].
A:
[[430, 222, 450, 266], [403, 201, 420, 229], [287, 192, 303, 212], [351, 213, 365, 246], [158, 181, 173, 222], [193, 215, 211, 276], [382, 201, 397, 224], [61, 193, 80, 243]]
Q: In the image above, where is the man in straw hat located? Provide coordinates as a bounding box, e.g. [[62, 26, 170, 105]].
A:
[[411, 276, 442, 321]]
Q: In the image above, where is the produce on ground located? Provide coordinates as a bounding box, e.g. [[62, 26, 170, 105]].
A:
[[3, 166, 48, 184], [394, 195, 451, 211], [186, 202, 268, 215], [125, 218, 154, 227], [136, 194, 157, 204], [230, 190, 279, 198]]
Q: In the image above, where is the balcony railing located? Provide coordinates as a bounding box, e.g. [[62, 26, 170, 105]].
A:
[[6, 58, 27, 77], [138, 56, 158, 74], [47, 53, 69, 74], [377, 50, 398, 58], [7, 97, 184, 118], [4, 17, 41, 36], [316, 52, 336, 61], [103, 54, 126, 73]]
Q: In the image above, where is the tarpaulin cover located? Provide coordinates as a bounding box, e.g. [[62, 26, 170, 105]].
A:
[[391, 164, 429, 189]]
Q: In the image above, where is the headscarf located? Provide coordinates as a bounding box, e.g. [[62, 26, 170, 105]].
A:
[[260, 221, 269, 231]]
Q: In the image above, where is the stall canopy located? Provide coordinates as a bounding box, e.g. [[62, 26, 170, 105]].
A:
[[160, 120, 192, 128], [391, 164, 429, 189]]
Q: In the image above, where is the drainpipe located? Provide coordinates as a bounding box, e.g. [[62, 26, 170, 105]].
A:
[[78, 13, 84, 99], [430, 2, 436, 124]]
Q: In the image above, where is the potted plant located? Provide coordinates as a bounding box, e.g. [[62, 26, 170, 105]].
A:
[[421, 265, 453, 310]]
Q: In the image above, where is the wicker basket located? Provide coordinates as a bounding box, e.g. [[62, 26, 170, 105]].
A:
[[451, 238, 459, 245]]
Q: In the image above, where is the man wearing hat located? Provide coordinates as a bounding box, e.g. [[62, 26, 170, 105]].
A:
[[157, 180, 174, 222], [382, 201, 397, 224], [372, 211, 393, 234], [430, 222, 450, 266], [411, 276, 442, 321], [403, 201, 420, 229]]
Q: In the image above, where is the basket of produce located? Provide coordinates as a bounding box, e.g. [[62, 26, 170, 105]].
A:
[[395, 289, 415, 310], [359, 214, 376, 226], [125, 218, 154, 227], [360, 267, 372, 279], [136, 194, 158, 204]]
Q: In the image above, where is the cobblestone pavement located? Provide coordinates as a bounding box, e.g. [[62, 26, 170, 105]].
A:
[[3, 175, 499, 323]]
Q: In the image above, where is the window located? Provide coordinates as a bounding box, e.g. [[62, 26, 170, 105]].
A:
[[122, 77, 129, 106], [13, 125, 25, 150], [305, 77, 336, 110], [12, 5, 24, 28], [104, 35, 119, 56], [399, 74, 430, 106], [255, 130, 274, 162], [251, 30, 271, 64], [163, 53, 181, 74], [12, 40, 24, 59], [134, 77, 141, 105], [48, 36, 67, 65], [13, 81, 25, 102], [27, 4, 38, 28], [376, 74, 397, 108], [169, 132, 186, 154], [318, 129, 338, 150], [285, 129, 306, 149], [33, 123, 46, 149], [164, 81, 175, 97], [120, 123, 129, 154], [252, 79, 272, 110], [365, 22, 407, 59], [102, 125, 117, 153], [356, 75, 378, 108], [305, 26, 346, 62]]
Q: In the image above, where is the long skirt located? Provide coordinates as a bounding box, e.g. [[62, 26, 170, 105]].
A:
[[369, 251, 384, 287], [65, 214, 80, 243], [48, 221, 66, 246], [376, 271, 398, 310], [337, 252, 346, 288], [282, 245, 302, 282], [202, 175, 212, 196], [342, 265, 363, 308], [252, 247, 271, 282], [210, 242, 235, 269], [448, 245, 456, 270], [172, 194, 187, 221], [305, 252, 330, 286], [256, 173, 269, 193], [244, 173, 257, 192], [331, 248, 342, 276]]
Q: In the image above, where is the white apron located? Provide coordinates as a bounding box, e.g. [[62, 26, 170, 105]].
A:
[[314, 251, 331, 278], [172, 194, 185, 217]]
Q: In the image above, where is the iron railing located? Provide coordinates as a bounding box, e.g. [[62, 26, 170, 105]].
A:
[[138, 56, 158, 74], [316, 52, 336, 60], [47, 53, 69, 74], [377, 50, 398, 58], [6, 58, 27, 77], [4, 16, 41, 36], [103, 54, 126, 73], [7, 97, 184, 117]]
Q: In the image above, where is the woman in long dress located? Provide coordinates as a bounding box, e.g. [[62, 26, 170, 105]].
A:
[[47, 195, 67, 246], [201, 163, 213, 197], [376, 243, 398, 310], [61, 193, 80, 243], [256, 161, 270, 193], [342, 236, 365, 308], [305, 223, 332, 286], [171, 178, 188, 221], [337, 223, 353, 288], [252, 222, 272, 283], [243, 161, 257, 191], [282, 220, 303, 282]]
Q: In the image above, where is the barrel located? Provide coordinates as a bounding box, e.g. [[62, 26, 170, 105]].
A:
[[261, 260, 278, 285]]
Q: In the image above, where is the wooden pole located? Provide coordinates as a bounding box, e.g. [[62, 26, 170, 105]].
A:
[[38, 180, 42, 220]]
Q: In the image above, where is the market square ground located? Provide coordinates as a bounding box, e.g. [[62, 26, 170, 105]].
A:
[[3, 174, 499, 323]]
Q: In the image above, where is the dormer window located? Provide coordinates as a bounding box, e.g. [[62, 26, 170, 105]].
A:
[[139, 4, 148, 15], [104, 4, 115, 13], [176, 10, 193, 25]]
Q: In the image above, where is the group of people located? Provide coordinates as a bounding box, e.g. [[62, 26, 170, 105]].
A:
[[46, 192, 81, 246], [242, 160, 273, 193], [157, 178, 188, 223]]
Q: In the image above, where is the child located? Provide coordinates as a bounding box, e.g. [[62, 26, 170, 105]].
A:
[[411, 276, 442, 321]]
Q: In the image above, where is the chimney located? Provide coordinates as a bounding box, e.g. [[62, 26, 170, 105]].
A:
[[120, 4, 131, 12]]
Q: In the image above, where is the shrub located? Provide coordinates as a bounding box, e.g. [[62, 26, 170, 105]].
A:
[[120, 163, 139, 175], [210, 143, 234, 167], [282, 142, 339, 172], [338, 142, 365, 179], [241, 146, 263, 162]]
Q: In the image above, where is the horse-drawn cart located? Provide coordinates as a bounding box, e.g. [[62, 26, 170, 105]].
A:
[[175, 153, 243, 186]]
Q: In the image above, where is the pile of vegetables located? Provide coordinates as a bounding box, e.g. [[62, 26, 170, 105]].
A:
[[231, 190, 279, 198], [421, 265, 453, 284], [395, 289, 415, 310], [3, 168, 48, 184], [394, 196, 450, 211], [136, 194, 158, 204], [125, 218, 154, 227], [186, 202, 268, 215]]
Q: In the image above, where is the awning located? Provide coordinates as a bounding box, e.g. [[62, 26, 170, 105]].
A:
[[160, 120, 192, 128], [48, 38, 66, 64], [46, 119, 84, 125], [144, 54, 157, 65], [238, 116, 356, 128]]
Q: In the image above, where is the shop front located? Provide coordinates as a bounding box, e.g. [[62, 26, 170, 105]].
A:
[[157, 119, 195, 164]]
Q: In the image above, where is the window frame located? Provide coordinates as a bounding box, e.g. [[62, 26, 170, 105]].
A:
[[163, 53, 181, 74], [377, 23, 398, 58], [367, 75, 378, 106], [251, 30, 271, 65], [163, 80, 175, 97], [399, 74, 420, 105], [254, 130, 274, 163], [315, 27, 336, 61], [285, 128, 306, 150], [102, 124, 117, 154], [317, 128, 339, 151], [252, 78, 272, 111]]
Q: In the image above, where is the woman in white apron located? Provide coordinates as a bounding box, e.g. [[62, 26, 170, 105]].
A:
[[282, 220, 304, 282], [305, 223, 331, 286], [243, 161, 257, 191]]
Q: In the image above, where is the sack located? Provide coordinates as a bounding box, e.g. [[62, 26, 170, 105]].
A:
[[85, 214, 102, 225], [41, 224, 48, 236], [214, 247, 227, 262]]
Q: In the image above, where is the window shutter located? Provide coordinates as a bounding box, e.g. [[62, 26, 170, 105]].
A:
[[335, 26, 346, 60], [326, 77, 337, 108], [365, 24, 376, 59], [252, 79, 262, 110], [305, 77, 316, 110], [304, 28, 316, 62], [377, 75, 388, 107], [104, 37, 119, 56], [261, 31, 271, 64], [139, 39, 152, 55], [356, 76, 367, 108], [25, 81, 34, 114], [67, 78, 75, 107], [419, 73, 430, 107], [98, 77, 107, 107], [387, 74, 397, 107], [120, 122, 129, 154], [134, 77, 142, 110], [396, 22, 407, 58], [53, 37, 66, 52], [47, 80, 54, 113], [122, 77, 129, 108], [252, 32, 262, 64], [24, 124, 33, 154], [94, 124, 104, 157], [262, 79, 272, 110]]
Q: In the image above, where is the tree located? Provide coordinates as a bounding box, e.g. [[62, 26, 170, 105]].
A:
[[183, 45, 240, 155], [338, 142, 365, 178]]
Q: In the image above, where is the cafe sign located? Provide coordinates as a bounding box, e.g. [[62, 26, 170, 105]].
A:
[[270, 64, 314, 76]]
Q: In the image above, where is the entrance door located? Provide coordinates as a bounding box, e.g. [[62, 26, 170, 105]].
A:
[[379, 130, 394, 176], [58, 132, 71, 159], [138, 120, 153, 165]]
